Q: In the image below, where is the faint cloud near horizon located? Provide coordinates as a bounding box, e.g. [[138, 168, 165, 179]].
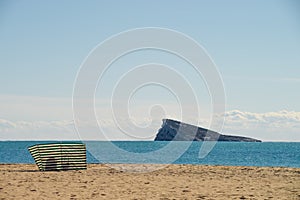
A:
[[220, 110, 300, 141], [1, 106, 300, 141], [281, 77, 300, 83], [224, 76, 300, 83]]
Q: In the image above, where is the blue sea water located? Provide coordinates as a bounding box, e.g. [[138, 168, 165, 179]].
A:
[[0, 141, 299, 168]]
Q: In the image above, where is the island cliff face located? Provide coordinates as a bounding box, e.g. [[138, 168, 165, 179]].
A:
[[154, 119, 261, 142]]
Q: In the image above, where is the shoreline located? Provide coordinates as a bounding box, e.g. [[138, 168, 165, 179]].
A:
[[1, 162, 300, 169], [1, 164, 299, 199]]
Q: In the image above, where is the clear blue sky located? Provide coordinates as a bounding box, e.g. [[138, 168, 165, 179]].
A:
[[0, 0, 299, 141]]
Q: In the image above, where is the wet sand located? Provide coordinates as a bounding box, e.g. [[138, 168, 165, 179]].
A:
[[0, 164, 299, 199]]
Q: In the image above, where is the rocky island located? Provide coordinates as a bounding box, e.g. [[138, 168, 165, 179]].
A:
[[154, 119, 261, 142]]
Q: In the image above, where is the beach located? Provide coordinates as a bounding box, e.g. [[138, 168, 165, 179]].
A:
[[0, 164, 299, 199]]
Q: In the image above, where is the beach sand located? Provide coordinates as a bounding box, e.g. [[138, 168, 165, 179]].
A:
[[0, 164, 299, 200]]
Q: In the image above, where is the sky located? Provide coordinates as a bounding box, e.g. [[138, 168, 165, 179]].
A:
[[0, 0, 300, 141]]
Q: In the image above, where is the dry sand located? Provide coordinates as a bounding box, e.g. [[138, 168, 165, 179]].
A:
[[0, 164, 299, 200]]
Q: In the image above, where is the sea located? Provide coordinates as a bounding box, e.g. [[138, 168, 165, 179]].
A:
[[0, 141, 299, 168]]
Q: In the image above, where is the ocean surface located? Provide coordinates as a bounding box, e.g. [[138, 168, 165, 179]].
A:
[[0, 141, 299, 168]]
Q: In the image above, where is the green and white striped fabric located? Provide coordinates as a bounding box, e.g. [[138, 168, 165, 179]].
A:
[[28, 143, 87, 171]]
